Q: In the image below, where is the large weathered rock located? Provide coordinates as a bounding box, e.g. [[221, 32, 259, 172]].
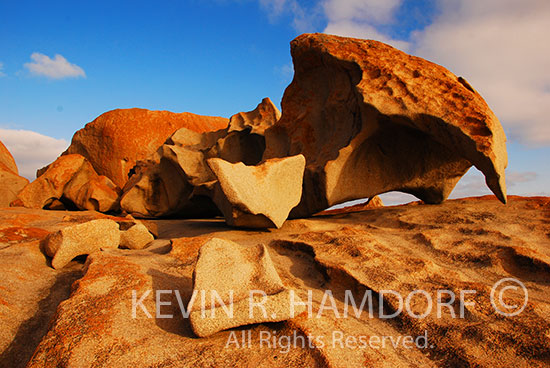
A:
[[207, 155, 305, 228], [0, 140, 29, 207], [14, 154, 120, 212], [42, 218, 120, 269], [61, 108, 229, 188], [189, 238, 305, 337], [264, 33, 508, 217], [120, 98, 281, 218]]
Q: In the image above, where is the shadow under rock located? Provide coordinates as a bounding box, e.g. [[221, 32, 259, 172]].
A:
[[148, 268, 196, 338], [153, 218, 230, 239], [0, 264, 83, 368]]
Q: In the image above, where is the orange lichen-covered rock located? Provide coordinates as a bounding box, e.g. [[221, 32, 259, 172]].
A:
[[0, 140, 18, 175], [62, 108, 229, 188], [264, 33, 508, 217], [0, 140, 29, 207], [15, 154, 120, 212]]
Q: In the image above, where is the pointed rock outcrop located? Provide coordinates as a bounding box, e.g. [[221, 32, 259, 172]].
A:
[[0, 140, 28, 207]]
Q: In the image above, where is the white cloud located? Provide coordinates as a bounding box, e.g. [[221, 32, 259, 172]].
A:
[[323, 0, 401, 24], [0, 62, 5, 77], [0, 128, 68, 180], [24, 52, 86, 79], [412, 0, 550, 146], [322, 0, 410, 51]]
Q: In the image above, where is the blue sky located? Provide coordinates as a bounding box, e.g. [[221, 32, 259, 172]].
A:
[[1, 0, 549, 203]]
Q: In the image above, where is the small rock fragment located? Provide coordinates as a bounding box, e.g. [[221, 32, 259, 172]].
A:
[[119, 222, 154, 250], [42, 219, 120, 269]]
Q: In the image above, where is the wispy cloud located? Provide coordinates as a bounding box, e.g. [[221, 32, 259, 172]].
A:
[[506, 171, 538, 187], [323, 0, 410, 51], [0, 62, 5, 77], [24, 52, 86, 79], [0, 128, 68, 180], [258, 0, 322, 32], [274, 62, 294, 85]]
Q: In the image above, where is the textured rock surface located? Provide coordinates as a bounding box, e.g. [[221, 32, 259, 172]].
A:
[[0, 208, 129, 368], [26, 237, 320, 368], [264, 33, 508, 217], [119, 221, 154, 249], [62, 108, 229, 188], [1, 196, 544, 367], [15, 154, 120, 212], [120, 98, 280, 218], [228, 97, 281, 135], [189, 238, 305, 337], [208, 155, 305, 228], [0, 140, 29, 207], [43, 218, 121, 269]]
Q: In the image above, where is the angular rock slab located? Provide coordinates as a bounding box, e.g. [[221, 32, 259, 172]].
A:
[[264, 33, 508, 216], [43, 219, 120, 269], [208, 155, 305, 228], [189, 238, 305, 337]]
